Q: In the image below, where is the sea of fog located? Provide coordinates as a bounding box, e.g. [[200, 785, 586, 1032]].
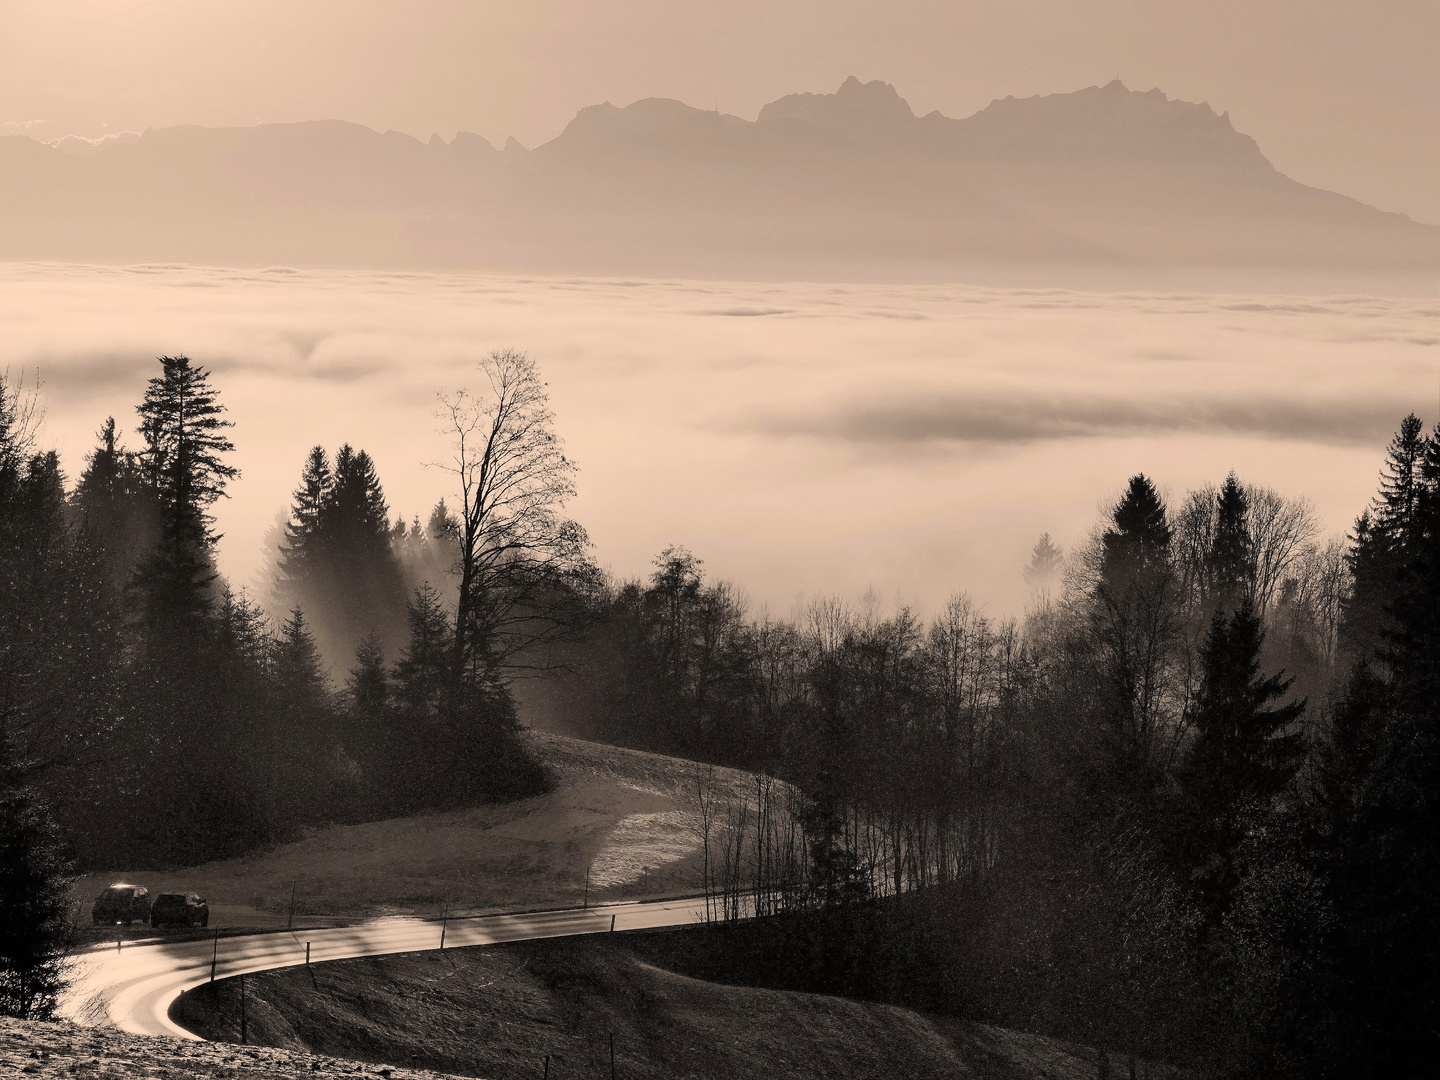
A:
[[2, 262, 1435, 619]]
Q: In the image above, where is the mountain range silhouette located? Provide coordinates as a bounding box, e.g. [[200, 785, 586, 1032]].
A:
[[2, 78, 1433, 284]]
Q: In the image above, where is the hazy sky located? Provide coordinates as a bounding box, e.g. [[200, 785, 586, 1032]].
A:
[[1, 1, 1436, 222]]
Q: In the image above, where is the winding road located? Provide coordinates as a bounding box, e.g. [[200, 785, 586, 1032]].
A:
[[59, 896, 711, 1041]]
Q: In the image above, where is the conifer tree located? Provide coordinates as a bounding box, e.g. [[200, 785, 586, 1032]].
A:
[[1207, 472, 1253, 615], [1023, 532, 1064, 593], [1090, 475, 1180, 789], [132, 355, 237, 635], [1306, 417, 1440, 1075], [1175, 600, 1303, 929], [393, 584, 454, 717], [1341, 414, 1425, 661], [277, 445, 332, 596], [72, 417, 159, 597], [348, 634, 389, 716], [0, 740, 73, 1019]]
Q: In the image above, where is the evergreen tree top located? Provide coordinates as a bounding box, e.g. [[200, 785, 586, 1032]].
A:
[[1372, 413, 1425, 534], [134, 355, 237, 543], [1101, 473, 1171, 586]]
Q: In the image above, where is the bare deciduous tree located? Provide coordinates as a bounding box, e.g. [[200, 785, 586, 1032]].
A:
[[1246, 486, 1320, 615], [436, 349, 593, 691]]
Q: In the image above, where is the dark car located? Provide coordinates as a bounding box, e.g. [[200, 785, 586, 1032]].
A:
[[91, 884, 152, 926], [150, 892, 209, 929]]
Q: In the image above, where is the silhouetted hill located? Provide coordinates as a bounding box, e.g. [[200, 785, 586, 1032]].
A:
[[2, 78, 1433, 285]]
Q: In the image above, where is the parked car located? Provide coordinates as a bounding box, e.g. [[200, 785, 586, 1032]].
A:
[[91, 884, 152, 926], [150, 892, 209, 929]]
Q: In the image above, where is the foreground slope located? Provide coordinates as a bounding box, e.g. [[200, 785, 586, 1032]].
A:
[[2, 78, 1432, 285], [174, 936, 1186, 1080]]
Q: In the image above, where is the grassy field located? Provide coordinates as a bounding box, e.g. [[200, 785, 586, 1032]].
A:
[[175, 930, 1185, 1080], [72, 732, 755, 932]]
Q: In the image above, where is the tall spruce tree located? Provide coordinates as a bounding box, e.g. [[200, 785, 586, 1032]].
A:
[[276, 444, 407, 669], [0, 739, 73, 1019], [1341, 413, 1425, 662], [1207, 472, 1253, 615], [132, 355, 237, 636], [1175, 600, 1303, 930], [72, 417, 159, 598], [1306, 417, 1440, 1076], [277, 445, 332, 598], [1090, 474, 1180, 791]]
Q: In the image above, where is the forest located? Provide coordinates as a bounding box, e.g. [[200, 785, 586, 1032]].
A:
[[1, 354, 1436, 1077]]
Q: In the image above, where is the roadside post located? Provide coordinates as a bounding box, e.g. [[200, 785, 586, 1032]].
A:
[[440, 902, 448, 951], [305, 941, 311, 965], [210, 931, 219, 982], [610, 914, 615, 932]]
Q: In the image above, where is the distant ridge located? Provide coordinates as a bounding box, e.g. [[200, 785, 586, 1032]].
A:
[[1, 78, 1433, 285]]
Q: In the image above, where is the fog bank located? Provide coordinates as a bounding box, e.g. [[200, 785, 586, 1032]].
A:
[[3, 262, 1432, 617]]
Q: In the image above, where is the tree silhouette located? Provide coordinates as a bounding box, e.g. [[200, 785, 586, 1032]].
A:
[[132, 355, 237, 635], [437, 348, 592, 695], [1090, 475, 1181, 789], [1207, 472, 1252, 615], [0, 739, 73, 1019], [1174, 600, 1303, 930]]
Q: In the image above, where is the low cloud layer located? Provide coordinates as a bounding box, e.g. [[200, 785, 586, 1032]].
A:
[[1, 262, 1432, 616], [750, 392, 1411, 448]]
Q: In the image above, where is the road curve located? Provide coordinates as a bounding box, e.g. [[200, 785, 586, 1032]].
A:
[[59, 896, 711, 1041]]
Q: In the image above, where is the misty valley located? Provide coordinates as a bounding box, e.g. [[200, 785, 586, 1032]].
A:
[[1, 34, 1436, 1080]]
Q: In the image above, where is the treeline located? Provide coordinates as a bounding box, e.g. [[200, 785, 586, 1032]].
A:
[[0, 351, 585, 899], [537, 438, 1430, 1076]]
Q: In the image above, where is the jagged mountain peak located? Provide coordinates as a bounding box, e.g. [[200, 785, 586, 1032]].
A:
[[758, 76, 917, 133]]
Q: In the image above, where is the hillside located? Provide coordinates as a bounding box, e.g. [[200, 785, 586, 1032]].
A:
[[2, 78, 1432, 285], [173, 934, 1186, 1080], [71, 732, 750, 933]]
